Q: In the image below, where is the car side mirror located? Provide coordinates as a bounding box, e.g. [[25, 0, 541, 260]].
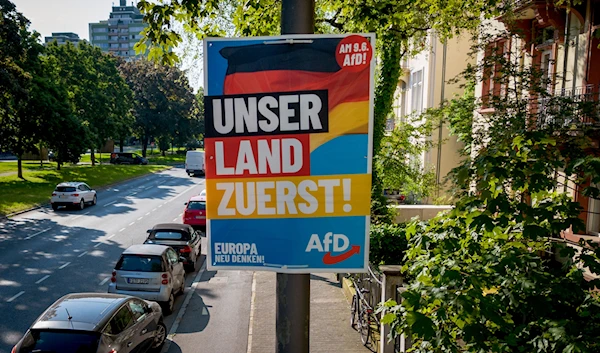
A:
[[184, 202, 187, 205], [145, 306, 153, 314], [146, 229, 151, 233], [179, 256, 186, 263]]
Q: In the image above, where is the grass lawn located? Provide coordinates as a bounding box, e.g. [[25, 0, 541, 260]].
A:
[[0, 164, 168, 216]]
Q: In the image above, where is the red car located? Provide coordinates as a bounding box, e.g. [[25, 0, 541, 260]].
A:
[[183, 194, 206, 228]]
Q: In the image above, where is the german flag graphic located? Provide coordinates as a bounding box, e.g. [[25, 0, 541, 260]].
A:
[[219, 38, 370, 153]]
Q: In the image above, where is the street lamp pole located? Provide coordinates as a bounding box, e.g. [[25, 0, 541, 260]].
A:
[[276, 1, 314, 353]]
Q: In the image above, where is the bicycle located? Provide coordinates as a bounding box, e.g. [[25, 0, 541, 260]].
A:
[[350, 279, 375, 347]]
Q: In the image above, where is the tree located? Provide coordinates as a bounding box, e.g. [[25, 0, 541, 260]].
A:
[[379, 26, 600, 353], [0, 0, 40, 178], [118, 59, 197, 157], [45, 42, 133, 165], [135, 0, 504, 220]]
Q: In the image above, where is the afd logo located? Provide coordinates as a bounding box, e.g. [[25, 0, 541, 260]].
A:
[[305, 232, 360, 265]]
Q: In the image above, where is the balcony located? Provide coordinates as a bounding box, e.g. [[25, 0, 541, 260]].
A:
[[535, 84, 600, 130]]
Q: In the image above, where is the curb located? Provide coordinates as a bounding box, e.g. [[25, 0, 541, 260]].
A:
[[0, 165, 174, 220]]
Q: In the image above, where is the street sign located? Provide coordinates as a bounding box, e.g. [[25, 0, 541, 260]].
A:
[[204, 34, 375, 273]]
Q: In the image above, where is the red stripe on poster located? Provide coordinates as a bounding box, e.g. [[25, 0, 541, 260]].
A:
[[205, 134, 311, 179]]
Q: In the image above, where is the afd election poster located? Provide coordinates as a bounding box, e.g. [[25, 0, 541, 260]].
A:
[[204, 34, 375, 273]]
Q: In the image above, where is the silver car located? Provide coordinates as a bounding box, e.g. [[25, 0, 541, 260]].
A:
[[50, 181, 97, 210], [11, 293, 166, 353], [108, 244, 186, 314]]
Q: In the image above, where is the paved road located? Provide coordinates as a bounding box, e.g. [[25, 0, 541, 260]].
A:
[[0, 167, 251, 353]]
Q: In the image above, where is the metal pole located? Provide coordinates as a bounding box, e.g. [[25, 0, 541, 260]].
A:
[[276, 1, 314, 353]]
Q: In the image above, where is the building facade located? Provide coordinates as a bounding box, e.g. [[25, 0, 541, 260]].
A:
[[474, 0, 600, 238], [44, 32, 81, 46], [391, 32, 474, 202], [89, 0, 147, 59]]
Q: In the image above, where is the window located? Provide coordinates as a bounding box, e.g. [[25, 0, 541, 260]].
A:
[[93, 35, 108, 41], [588, 185, 600, 235], [128, 300, 148, 322], [20, 330, 100, 353], [167, 249, 179, 264], [187, 201, 206, 210], [410, 70, 423, 114], [55, 186, 76, 192], [482, 39, 509, 105], [93, 27, 107, 33], [151, 231, 189, 240], [116, 255, 165, 272], [540, 50, 553, 93], [107, 306, 135, 335]]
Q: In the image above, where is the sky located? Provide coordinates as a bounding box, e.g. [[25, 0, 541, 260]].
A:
[[12, 0, 128, 41]]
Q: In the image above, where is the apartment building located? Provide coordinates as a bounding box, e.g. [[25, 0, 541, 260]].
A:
[[391, 33, 474, 202], [89, 0, 147, 59], [44, 32, 81, 46], [474, 0, 600, 237]]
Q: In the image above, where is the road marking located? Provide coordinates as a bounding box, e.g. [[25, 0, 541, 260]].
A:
[[145, 186, 153, 190], [78, 251, 88, 258], [158, 204, 162, 208], [72, 211, 90, 220], [119, 228, 126, 232], [94, 242, 102, 248], [35, 275, 50, 284], [25, 227, 51, 240], [172, 217, 178, 222], [166, 184, 198, 203], [107, 234, 116, 239], [103, 200, 117, 207], [59, 262, 71, 269], [137, 217, 143, 221], [145, 212, 150, 216], [178, 213, 182, 217], [162, 261, 206, 353], [152, 208, 157, 212], [247, 272, 257, 353], [128, 222, 135, 226], [99, 277, 111, 286], [129, 192, 137, 196], [6, 291, 25, 303]]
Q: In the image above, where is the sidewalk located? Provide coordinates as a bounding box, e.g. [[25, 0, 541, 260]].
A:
[[249, 272, 372, 353]]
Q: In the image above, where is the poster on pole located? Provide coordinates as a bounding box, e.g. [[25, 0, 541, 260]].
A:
[[204, 34, 375, 273]]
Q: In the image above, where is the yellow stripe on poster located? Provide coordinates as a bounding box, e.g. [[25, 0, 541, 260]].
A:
[[310, 101, 369, 152], [206, 174, 372, 219]]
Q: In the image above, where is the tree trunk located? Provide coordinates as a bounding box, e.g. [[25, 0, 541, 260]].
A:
[[162, 150, 166, 157], [39, 142, 43, 168], [57, 160, 61, 171], [141, 135, 148, 157], [119, 138, 124, 153], [17, 156, 23, 179], [91, 149, 96, 166]]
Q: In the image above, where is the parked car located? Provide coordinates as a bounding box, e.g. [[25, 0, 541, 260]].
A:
[[50, 182, 97, 211], [108, 244, 185, 314], [144, 223, 202, 272], [11, 292, 166, 353], [185, 150, 205, 176], [110, 152, 148, 165], [183, 194, 207, 229]]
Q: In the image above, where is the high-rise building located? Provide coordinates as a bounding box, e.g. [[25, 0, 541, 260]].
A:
[[89, 0, 147, 59], [44, 32, 81, 46]]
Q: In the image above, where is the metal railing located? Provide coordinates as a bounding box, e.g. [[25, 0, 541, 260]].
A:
[[535, 84, 600, 129]]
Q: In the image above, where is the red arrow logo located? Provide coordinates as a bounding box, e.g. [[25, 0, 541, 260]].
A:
[[322, 245, 361, 265]]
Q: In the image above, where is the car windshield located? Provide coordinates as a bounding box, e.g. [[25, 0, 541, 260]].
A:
[[116, 255, 164, 272], [55, 186, 76, 192], [187, 201, 206, 211], [151, 231, 189, 240], [20, 330, 100, 353]]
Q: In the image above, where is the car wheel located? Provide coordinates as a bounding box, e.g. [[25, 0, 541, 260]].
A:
[[185, 260, 195, 273], [151, 322, 167, 350], [161, 292, 174, 315], [79, 199, 85, 210], [51, 204, 58, 211], [92, 195, 97, 206]]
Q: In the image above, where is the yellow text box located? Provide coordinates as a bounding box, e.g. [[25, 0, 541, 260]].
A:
[[206, 174, 372, 219]]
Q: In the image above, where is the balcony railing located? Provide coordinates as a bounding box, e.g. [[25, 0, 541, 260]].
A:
[[535, 84, 600, 130]]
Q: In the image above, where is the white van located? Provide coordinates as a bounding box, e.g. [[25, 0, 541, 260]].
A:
[[185, 150, 205, 177]]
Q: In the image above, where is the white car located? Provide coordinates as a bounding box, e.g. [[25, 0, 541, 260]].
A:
[[50, 182, 97, 211], [185, 150, 205, 177]]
